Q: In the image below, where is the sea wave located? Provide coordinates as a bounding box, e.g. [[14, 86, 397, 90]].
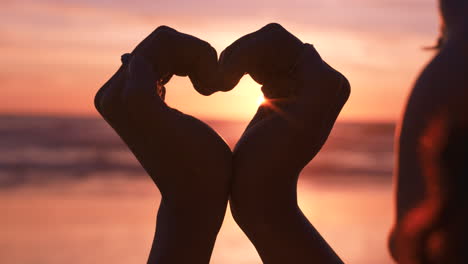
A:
[[0, 115, 395, 188]]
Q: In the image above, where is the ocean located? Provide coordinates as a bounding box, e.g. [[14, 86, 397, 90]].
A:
[[0, 115, 396, 264]]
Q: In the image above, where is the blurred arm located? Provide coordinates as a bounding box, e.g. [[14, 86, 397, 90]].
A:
[[390, 34, 468, 264]]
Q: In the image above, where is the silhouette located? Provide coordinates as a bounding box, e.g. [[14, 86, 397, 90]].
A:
[[218, 24, 350, 264], [95, 24, 350, 263], [95, 4, 468, 261], [94, 27, 232, 263], [389, 1, 468, 263]]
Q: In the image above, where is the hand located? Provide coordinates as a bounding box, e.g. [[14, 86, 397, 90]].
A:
[[220, 24, 350, 264], [94, 26, 232, 264]]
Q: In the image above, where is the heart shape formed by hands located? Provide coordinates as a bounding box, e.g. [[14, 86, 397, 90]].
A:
[[123, 23, 317, 103], [93, 23, 350, 264], [94, 23, 350, 168]]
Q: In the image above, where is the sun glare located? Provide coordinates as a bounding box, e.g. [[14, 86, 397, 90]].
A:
[[257, 95, 266, 106]]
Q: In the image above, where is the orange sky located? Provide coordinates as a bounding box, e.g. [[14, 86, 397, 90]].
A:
[[1, 0, 441, 122]]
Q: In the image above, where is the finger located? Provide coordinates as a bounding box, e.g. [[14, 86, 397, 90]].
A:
[[132, 26, 221, 96], [219, 23, 304, 92], [258, 44, 323, 99], [290, 44, 324, 82], [218, 30, 258, 90], [188, 42, 221, 95], [294, 44, 350, 103], [165, 31, 220, 94]]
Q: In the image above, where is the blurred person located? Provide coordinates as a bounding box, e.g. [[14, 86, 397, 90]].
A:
[[389, 0, 468, 263]]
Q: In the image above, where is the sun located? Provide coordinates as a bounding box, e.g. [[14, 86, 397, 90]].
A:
[[257, 95, 266, 106]]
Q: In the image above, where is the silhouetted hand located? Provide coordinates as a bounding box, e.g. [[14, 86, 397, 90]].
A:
[[220, 23, 350, 264], [94, 26, 232, 264]]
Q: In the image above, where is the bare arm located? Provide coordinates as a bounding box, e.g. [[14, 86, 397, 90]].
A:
[[218, 24, 350, 264], [95, 26, 232, 264]]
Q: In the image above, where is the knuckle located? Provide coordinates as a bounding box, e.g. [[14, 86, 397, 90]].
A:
[[199, 40, 214, 52], [263, 23, 286, 33], [199, 41, 217, 59], [153, 25, 178, 37], [199, 88, 215, 96], [155, 25, 173, 32], [322, 67, 351, 102], [152, 26, 178, 45]]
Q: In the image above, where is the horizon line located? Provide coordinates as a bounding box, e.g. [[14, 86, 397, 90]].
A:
[[0, 111, 398, 124]]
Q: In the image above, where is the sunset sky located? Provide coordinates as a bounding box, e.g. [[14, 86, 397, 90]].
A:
[[1, 0, 441, 121]]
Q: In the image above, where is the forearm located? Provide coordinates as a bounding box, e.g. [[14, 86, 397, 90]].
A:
[[147, 196, 228, 264], [230, 169, 343, 264], [97, 70, 231, 263], [144, 140, 232, 264]]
